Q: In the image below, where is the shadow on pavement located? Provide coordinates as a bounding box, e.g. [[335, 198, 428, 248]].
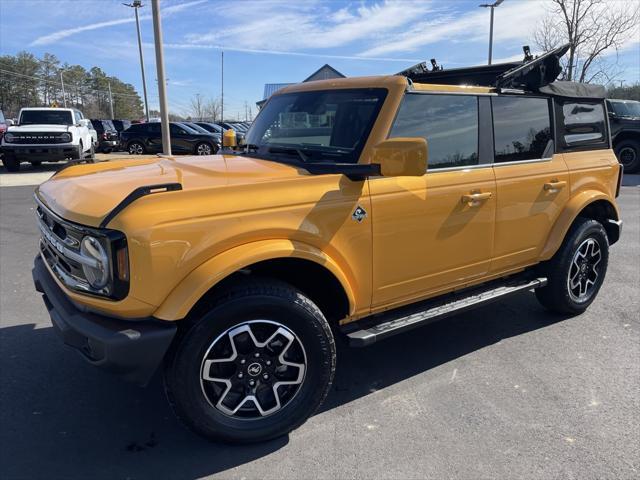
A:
[[0, 293, 567, 479]]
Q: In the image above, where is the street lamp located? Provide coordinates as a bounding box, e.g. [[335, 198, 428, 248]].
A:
[[123, 0, 150, 121], [479, 0, 505, 65]]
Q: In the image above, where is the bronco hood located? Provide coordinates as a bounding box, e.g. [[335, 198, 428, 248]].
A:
[[9, 124, 71, 133], [36, 154, 303, 227]]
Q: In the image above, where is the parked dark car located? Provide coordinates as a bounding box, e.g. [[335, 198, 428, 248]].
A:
[[195, 122, 224, 135], [607, 99, 640, 173], [120, 121, 220, 155], [90, 119, 119, 153], [183, 121, 222, 142]]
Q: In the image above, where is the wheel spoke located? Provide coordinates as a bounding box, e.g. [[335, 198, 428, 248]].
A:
[[200, 320, 307, 419]]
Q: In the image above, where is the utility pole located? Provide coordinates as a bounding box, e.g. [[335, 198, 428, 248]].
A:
[[108, 81, 115, 119], [221, 51, 224, 122], [124, 0, 150, 121], [60, 72, 67, 107], [479, 0, 504, 65], [151, 0, 171, 155]]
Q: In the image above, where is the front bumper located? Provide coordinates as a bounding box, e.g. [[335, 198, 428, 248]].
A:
[[2, 144, 78, 160], [32, 255, 176, 385]]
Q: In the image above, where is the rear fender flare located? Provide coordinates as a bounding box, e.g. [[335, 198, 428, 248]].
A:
[[540, 190, 620, 261], [153, 239, 356, 321]]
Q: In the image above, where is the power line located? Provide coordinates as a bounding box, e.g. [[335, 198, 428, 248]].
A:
[[0, 68, 141, 99]]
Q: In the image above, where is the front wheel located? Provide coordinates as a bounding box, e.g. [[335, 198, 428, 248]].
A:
[[164, 279, 336, 444], [2, 154, 20, 172], [536, 218, 609, 314], [195, 142, 213, 155]]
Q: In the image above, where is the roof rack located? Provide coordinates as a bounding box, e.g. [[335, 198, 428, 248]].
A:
[[398, 44, 570, 92]]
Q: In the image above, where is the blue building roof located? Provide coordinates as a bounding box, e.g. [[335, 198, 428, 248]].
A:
[[259, 65, 346, 105], [262, 83, 294, 100]]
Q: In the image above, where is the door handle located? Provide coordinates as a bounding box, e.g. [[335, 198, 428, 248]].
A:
[[461, 192, 492, 206], [543, 180, 567, 193]]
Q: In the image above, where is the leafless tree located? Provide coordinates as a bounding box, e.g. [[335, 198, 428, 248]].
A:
[[190, 93, 206, 121], [204, 97, 222, 122], [534, 0, 639, 84]]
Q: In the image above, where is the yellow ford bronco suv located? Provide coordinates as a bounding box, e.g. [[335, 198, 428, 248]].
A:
[[33, 46, 623, 443]]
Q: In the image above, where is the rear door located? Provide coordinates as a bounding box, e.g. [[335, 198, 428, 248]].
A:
[[490, 95, 570, 273]]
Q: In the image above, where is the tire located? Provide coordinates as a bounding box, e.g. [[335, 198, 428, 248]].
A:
[[164, 279, 336, 444], [2, 154, 20, 172], [195, 142, 213, 156], [615, 139, 640, 173], [85, 144, 96, 163], [128, 141, 145, 155], [74, 141, 83, 160], [536, 218, 609, 314]]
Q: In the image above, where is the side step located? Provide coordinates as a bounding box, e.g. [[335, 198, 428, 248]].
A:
[[343, 277, 547, 347]]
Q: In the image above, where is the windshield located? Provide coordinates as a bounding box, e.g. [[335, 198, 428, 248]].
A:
[[186, 123, 211, 134], [245, 88, 387, 164], [20, 110, 73, 125], [611, 101, 640, 117]]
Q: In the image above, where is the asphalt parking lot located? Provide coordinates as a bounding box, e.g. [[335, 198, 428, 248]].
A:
[[0, 166, 638, 479]]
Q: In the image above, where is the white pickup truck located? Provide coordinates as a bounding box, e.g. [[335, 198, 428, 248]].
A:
[[1, 107, 97, 172]]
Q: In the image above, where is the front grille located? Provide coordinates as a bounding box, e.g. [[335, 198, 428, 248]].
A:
[[36, 203, 92, 292], [10, 132, 70, 144]]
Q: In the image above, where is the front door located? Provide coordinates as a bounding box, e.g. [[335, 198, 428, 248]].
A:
[[490, 95, 570, 273], [369, 93, 496, 310]]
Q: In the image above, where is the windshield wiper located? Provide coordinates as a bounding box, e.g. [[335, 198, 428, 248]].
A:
[[267, 146, 310, 163]]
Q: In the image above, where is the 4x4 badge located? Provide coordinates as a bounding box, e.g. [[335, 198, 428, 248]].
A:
[[352, 205, 367, 223]]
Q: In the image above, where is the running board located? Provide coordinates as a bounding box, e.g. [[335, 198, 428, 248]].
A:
[[343, 277, 547, 347]]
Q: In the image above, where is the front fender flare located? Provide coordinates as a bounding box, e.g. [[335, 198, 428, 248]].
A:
[[540, 190, 620, 261], [153, 239, 357, 321]]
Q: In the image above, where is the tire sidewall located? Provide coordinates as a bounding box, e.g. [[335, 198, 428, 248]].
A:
[[166, 288, 335, 443]]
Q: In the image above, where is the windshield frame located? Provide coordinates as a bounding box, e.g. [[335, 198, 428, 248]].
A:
[[245, 88, 388, 165]]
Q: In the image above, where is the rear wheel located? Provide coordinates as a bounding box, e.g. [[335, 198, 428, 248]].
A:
[[615, 139, 640, 173], [128, 141, 145, 155], [2, 154, 20, 172], [536, 218, 609, 314], [164, 279, 336, 444]]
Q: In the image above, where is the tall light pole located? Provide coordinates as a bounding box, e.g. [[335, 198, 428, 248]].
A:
[[151, 0, 171, 155], [479, 0, 504, 65], [220, 51, 224, 122], [124, 0, 150, 121]]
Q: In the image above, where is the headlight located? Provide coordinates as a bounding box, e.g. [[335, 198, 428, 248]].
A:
[[60, 132, 72, 142], [4, 132, 15, 142], [80, 236, 110, 289]]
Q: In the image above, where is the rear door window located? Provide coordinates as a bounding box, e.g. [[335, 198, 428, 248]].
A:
[[389, 93, 479, 170], [492, 96, 553, 163], [557, 100, 607, 149]]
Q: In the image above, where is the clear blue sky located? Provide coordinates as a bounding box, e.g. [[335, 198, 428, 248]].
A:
[[1, 0, 638, 120]]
